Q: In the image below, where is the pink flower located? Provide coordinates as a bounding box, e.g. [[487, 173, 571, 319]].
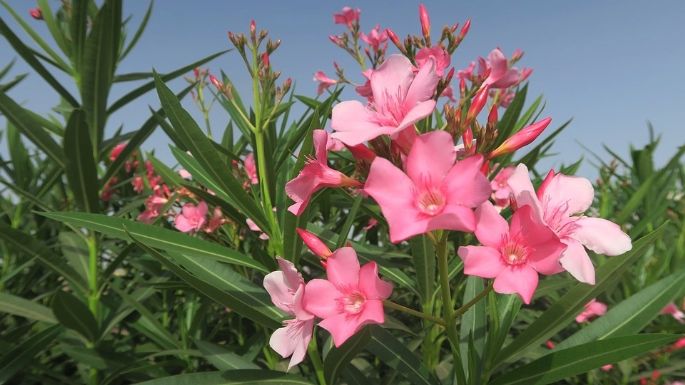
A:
[[243, 153, 258, 185], [360, 25, 388, 50], [575, 299, 607, 323], [331, 54, 439, 146], [109, 143, 127, 162], [481, 48, 521, 89], [246, 218, 269, 240], [174, 201, 208, 233], [364, 131, 491, 243], [314, 71, 337, 96], [601, 364, 613, 372], [415, 47, 451, 76], [457, 61, 476, 82], [204, 207, 226, 233], [440, 85, 456, 102], [354, 69, 374, 100], [458, 201, 565, 304], [661, 303, 685, 323], [304, 247, 393, 347], [178, 169, 192, 179], [491, 166, 515, 208], [672, 338, 685, 350], [333, 6, 360, 27], [285, 130, 361, 215], [132, 176, 144, 193], [508, 164, 632, 284], [489, 118, 552, 158], [263, 258, 314, 369]]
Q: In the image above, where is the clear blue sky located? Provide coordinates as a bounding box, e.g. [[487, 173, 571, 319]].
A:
[[2, 1, 684, 177]]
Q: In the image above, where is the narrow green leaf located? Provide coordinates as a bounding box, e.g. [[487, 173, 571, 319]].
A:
[[490, 334, 679, 385], [0, 90, 65, 168], [108, 50, 228, 114], [324, 326, 371, 385], [81, 0, 122, 147], [132, 370, 313, 385], [36, 0, 69, 54], [51, 291, 99, 342], [64, 109, 99, 212], [556, 269, 685, 349], [366, 325, 439, 385], [460, 276, 486, 374], [0, 292, 57, 323], [120, 0, 153, 60], [70, 0, 88, 72], [41, 212, 268, 273], [409, 235, 435, 304], [495, 225, 665, 365], [0, 17, 78, 106], [0, 325, 62, 383], [196, 341, 258, 370]]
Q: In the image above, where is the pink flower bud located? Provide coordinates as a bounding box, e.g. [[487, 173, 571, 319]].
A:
[[386, 28, 401, 49], [487, 104, 498, 126], [261, 52, 270, 68], [346, 143, 376, 162], [29, 7, 43, 20], [459, 19, 471, 39], [209, 74, 223, 90], [488, 117, 551, 158], [418, 4, 431, 42], [511, 48, 524, 62], [250, 20, 256, 35], [466, 85, 490, 124], [296, 228, 332, 259], [329, 34, 345, 48]]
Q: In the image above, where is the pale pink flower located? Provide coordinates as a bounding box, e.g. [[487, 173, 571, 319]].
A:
[[285, 130, 361, 215], [326, 135, 346, 152], [508, 164, 632, 284], [355, 69, 374, 100], [661, 303, 685, 323], [174, 201, 208, 233], [360, 25, 388, 50], [491, 166, 515, 209], [440, 85, 456, 102], [458, 201, 565, 304], [457, 61, 476, 81], [333, 6, 360, 27], [204, 207, 226, 233], [364, 131, 491, 243], [243, 153, 258, 185], [331, 54, 439, 146], [601, 364, 613, 372], [304, 247, 393, 347], [246, 218, 269, 240], [263, 258, 314, 369], [178, 169, 192, 179], [109, 143, 127, 162], [481, 48, 521, 89], [415, 47, 451, 76], [668, 382, 685, 385], [575, 299, 607, 323], [314, 71, 337, 95]]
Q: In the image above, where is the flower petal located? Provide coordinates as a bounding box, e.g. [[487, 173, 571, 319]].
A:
[[370, 55, 414, 108], [263, 271, 295, 314], [358, 262, 393, 300], [507, 164, 544, 221], [404, 57, 440, 107], [406, 131, 456, 184], [458, 245, 505, 278], [542, 174, 595, 216], [319, 313, 362, 348], [395, 100, 436, 133], [312, 129, 329, 163], [559, 239, 596, 284], [426, 204, 476, 233], [571, 217, 632, 256], [474, 201, 509, 247], [444, 154, 491, 207], [493, 266, 539, 304], [303, 279, 341, 319], [287, 319, 314, 370], [269, 325, 296, 359], [327, 247, 361, 289], [331, 101, 386, 146]]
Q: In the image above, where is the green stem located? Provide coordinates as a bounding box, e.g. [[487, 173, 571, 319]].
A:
[[255, 132, 283, 255], [87, 234, 99, 319], [454, 282, 493, 318], [308, 336, 327, 385], [436, 234, 466, 385], [384, 300, 445, 326]]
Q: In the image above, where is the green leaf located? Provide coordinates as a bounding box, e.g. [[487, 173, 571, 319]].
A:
[[0, 325, 62, 383], [59, 232, 90, 282], [460, 276, 486, 374], [129, 239, 283, 329], [196, 341, 258, 370], [324, 326, 371, 385], [64, 109, 100, 212], [120, 0, 153, 60], [41, 211, 268, 273], [495, 84, 528, 145], [51, 291, 99, 342], [409, 235, 435, 305], [70, 0, 88, 72], [36, 0, 69, 54], [366, 325, 439, 385], [81, 0, 122, 147], [556, 269, 685, 350], [132, 370, 314, 385], [0, 90, 65, 168], [0, 292, 57, 323], [0, 223, 88, 293], [108, 50, 228, 114], [490, 334, 679, 385], [495, 225, 665, 365], [153, 73, 269, 232], [0, 17, 78, 106]]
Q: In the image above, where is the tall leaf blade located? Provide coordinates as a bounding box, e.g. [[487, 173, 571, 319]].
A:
[[64, 109, 99, 213], [51, 291, 99, 342]]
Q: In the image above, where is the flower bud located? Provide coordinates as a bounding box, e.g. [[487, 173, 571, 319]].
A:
[[296, 228, 332, 259], [386, 28, 403, 52], [29, 7, 43, 20], [261, 52, 270, 68], [418, 4, 431, 44], [466, 85, 490, 124], [488, 117, 552, 158], [458, 19, 471, 40], [487, 104, 498, 127]]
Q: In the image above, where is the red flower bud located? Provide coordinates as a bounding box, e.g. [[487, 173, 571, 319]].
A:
[[418, 4, 431, 43], [466, 85, 490, 124], [296, 228, 332, 259], [29, 7, 43, 20], [488, 117, 552, 158]]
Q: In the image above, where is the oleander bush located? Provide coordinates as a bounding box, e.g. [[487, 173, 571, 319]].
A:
[[0, 1, 684, 384]]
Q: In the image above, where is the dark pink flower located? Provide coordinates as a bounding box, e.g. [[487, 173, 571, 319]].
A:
[[333, 6, 360, 27], [360, 25, 388, 50]]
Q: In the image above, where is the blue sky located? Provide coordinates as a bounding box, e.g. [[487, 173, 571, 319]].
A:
[[2, 0, 684, 176]]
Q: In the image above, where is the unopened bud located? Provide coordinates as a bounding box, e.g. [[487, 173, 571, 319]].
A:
[[29, 7, 42, 20], [418, 4, 431, 45], [488, 117, 552, 158], [296, 228, 332, 259], [487, 104, 498, 126], [346, 143, 376, 162], [466, 85, 490, 124], [261, 52, 270, 68], [209, 74, 223, 89], [386, 28, 402, 51], [511, 48, 524, 62], [459, 19, 471, 40]]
